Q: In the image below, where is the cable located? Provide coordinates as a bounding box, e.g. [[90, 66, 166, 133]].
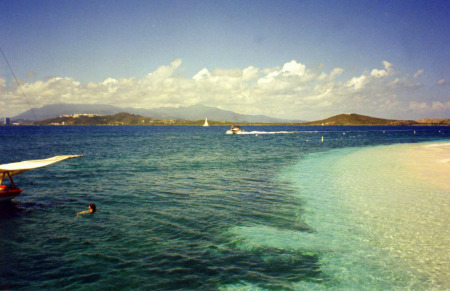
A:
[[0, 46, 40, 122], [0, 46, 57, 158]]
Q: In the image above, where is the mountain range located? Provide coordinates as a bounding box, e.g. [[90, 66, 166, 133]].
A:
[[10, 104, 449, 126], [12, 104, 302, 123]]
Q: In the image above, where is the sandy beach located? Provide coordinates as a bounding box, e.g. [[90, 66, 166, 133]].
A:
[[336, 142, 450, 289], [228, 141, 450, 289]]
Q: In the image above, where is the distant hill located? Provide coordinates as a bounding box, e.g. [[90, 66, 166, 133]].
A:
[[35, 112, 450, 126], [13, 103, 301, 123], [12, 105, 450, 126], [37, 112, 297, 126], [416, 118, 450, 125], [13, 104, 124, 121], [38, 112, 202, 126], [302, 113, 417, 126]]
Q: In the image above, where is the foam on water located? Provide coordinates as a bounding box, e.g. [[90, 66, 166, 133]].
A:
[[228, 141, 449, 290], [235, 131, 297, 135]]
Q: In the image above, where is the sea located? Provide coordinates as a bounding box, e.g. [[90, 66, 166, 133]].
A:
[[0, 125, 448, 290]]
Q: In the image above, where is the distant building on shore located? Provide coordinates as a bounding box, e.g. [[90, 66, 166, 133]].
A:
[[4, 117, 11, 126], [60, 113, 103, 118]]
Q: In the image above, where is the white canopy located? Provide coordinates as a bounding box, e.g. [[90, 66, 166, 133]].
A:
[[0, 155, 83, 177]]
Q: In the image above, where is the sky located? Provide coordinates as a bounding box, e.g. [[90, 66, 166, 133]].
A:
[[0, 0, 449, 120]]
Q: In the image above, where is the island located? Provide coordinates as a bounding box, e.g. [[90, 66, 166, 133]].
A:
[[4, 112, 450, 126]]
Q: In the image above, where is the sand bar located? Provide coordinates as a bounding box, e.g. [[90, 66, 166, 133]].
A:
[[335, 142, 450, 289]]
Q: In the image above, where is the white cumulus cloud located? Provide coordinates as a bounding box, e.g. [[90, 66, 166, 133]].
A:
[[1, 59, 447, 120], [413, 69, 424, 78]]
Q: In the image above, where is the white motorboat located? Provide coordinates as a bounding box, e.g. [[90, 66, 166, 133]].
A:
[[226, 125, 244, 134]]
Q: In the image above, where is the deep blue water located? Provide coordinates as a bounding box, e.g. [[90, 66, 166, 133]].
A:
[[0, 125, 448, 290]]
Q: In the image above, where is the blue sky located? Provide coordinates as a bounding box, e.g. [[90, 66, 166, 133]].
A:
[[1, 0, 448, 120]]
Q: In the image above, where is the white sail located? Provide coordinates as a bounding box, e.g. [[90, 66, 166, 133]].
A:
[[203, 118, 209, 127]]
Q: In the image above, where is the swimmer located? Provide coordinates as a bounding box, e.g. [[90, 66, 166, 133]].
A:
[[76, 203, 96, 215]]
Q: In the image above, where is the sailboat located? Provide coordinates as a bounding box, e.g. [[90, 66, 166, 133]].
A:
[[0, 155, 83, 201], [203, 117, 209, 127]]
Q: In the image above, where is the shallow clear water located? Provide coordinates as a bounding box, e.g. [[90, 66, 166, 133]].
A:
[[0, 125, 448, 290]]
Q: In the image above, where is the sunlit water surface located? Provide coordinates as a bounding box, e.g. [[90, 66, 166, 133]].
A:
[[0, 125, 448, 290]]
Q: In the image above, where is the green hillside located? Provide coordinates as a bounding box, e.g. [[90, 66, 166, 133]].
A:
[[302, 113, 416, 126], [35, 112, 449, 126], [38, 113, 203, 126]]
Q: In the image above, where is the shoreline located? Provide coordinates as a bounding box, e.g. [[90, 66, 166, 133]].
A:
[[336, 142, 450, 289], [3, 123, 450, 127]]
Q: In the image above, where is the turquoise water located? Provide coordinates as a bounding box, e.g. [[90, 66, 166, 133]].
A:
[[0, 126, 448, 290]]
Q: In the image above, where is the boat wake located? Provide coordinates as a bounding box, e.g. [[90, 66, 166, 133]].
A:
[[234, 131, 297, 135]]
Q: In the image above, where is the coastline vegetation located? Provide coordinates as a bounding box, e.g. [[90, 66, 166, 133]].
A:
[[7, 112, 450, 126]]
